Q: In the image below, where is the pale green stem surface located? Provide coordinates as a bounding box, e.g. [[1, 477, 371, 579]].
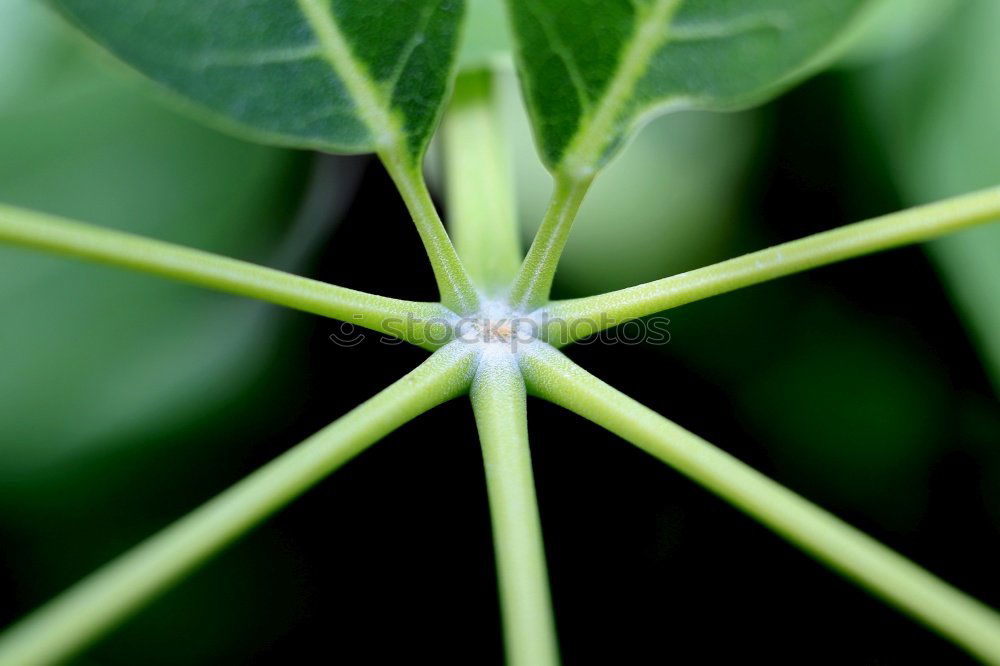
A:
[[471, 351, 559, 666], [0, 343, 476, 666], [444, 69, 523, 295], [380, 149, 481, 315], [0, 203, 453, 350], [519, 343, 1000, 665], [508, 174, 592, 311], [542, 185, 1000, 344]]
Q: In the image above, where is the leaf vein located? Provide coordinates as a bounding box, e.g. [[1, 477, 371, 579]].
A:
[[382, 0, 440, 100], [295, 0, 400, 149], [523, 1, 593, 115], [670, 12, 791, 43], [559, 0, 682, 175], [187, 44, 324, 69]]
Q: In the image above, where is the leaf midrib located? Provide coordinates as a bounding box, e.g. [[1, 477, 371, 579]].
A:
[[295, 0, 404, 151], [556, 0, 682, 177]]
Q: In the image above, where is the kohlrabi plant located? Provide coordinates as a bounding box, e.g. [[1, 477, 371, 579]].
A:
[[1, 0, 999, 664]]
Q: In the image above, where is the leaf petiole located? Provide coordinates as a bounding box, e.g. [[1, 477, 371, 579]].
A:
[[471, 350, 559, 666], [507, 173, 592, 311], [542, 185, 1000, 344], [296, 0, 480, 315], [380, 147, 482, 316], [0, 204, 453, 349], [444, 68, 523, 296]]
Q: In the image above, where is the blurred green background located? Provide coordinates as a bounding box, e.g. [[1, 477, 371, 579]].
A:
[[1, 0, 999, 663]]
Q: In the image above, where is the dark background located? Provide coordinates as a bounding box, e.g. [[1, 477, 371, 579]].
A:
[[1, 0, 999, 663]]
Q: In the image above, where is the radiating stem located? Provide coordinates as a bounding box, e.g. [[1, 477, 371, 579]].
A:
[[508, 173, 592, 311], [519, 343, 1000, 665], [380, 148, 481, 315], [0, 204, 454, 349], [0, 343, 476, 666], [542, 185, 1000, 345], [444, 68, 522, 295], [471, 350, 559, 666]]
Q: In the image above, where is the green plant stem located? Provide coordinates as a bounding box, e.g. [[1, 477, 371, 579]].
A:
[[519, 343, 1000, 665], [542, 185, 1000, 344], [508, 173, 593, 311], [444, 68, 522, 296], [471, 351, 559, 666], [380, 147, 481, 315], [0, 342, 476, 666], [0, 203, 453, 350]]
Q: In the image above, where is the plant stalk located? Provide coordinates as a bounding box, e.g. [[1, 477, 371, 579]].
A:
[[444, 68, 523, 296], [296, 0, 478, 315], [380, 148, 481, 315], [543, 185, 1000, 344], [471, 350, 560, 666], [508, 173, 592, 311], [0, 204, 453, 349]]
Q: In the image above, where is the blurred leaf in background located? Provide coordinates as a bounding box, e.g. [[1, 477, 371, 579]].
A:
[[0, 0, 331, 477], [733, 295, 949, 528], [852, 0, 1000, 393], [634, 270, 952, 531], [839, 0, 960, 66], [844, 0, 1000, 535], [0, 0, 353, 661], [459, 0, 511, 70]]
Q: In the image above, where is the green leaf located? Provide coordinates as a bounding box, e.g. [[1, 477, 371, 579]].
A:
[[853, 0, 1000, 391], [0, 0, 331, 474], [502, 69, 759, 295], [505, 0, 872, 173], [49, 0, 467, 160]]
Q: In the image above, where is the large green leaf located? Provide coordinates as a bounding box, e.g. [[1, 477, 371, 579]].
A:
[[49, 0, 466, 160], [853, 0, 1000, 391], [506, 0, 872, 173]]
